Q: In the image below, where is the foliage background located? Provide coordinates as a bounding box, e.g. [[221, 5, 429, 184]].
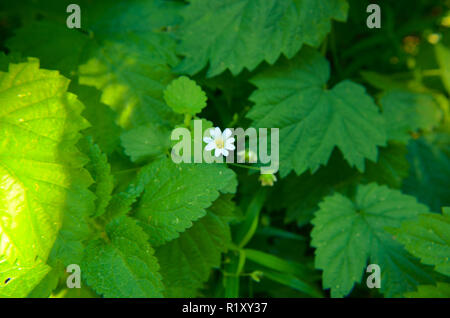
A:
[[0, 0, 449, 298]]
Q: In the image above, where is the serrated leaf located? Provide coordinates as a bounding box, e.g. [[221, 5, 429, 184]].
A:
[[248, 48, 386, 177], [164, 76, 207, 115], [6, 20, 92, 77], [77, 1, 182, 129], [0, 59, 93, 297], [6, 0, 182, 78], [79, 137, 114, 217], [0, 262, 50, 298], [176, 0, 348, 77], [381, 90, 441, 143], [102, 155, 177, 222], [392, 211, 450, 277], [72, 82, 122, 155], [7, 1, 182, 130], [311, 183, 434, 297], [156, 195, 235, 297], [133, 158, 237, 246], [82, 216, 163, 298], [120, 120, 237, 216], [0, 52, 25, 71], [78, 38, 179, 129], [404, 282, 450, 298], [121, 124, 171, 163]]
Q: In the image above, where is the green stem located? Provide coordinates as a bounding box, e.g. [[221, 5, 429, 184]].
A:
[[228, 163, 261, 171], [235, 189, 267, 248], [184, 113, 192, 127], [421, 69, 441, 77]]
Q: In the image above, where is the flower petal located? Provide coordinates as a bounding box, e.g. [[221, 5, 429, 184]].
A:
[[223, 128, 232, 139], [206, 128, 215, 138], [214, 148, 222, 157], [225, 144, 235, 151], [225, 137, 235, 146], [222, 149, 229, 156], [212, 127, 221, 138], [203, 136, 213, 143], [205, 142, 216, 151]]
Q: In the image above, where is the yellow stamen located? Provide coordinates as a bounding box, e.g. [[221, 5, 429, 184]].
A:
[[215, 138, 224, 149]]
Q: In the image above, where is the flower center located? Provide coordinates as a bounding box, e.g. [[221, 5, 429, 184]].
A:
[[215, 138, 224, 149]]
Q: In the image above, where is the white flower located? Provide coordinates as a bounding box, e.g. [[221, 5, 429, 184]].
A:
[[203, 127, 235, 157]]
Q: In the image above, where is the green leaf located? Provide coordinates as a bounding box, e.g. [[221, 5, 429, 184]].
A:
[[7, 1, 182, 130], [72, 82, 122, 155], [89, 0, 182, 37], [261, 269, 322, 298], [403, 136, 450, 212], [244, 249, 312, 279], [360, 71, 412, 92], [0, 59, 93, 297], [405, 282, 450, 298], [363, 142, 410, 189], [6, 20, 92, 77], [78, 38, 179, 129], [121, 124, 171, 163], [82, 216, 163, 298], [0, 52, 25, 71], [6, 0, 182, 77], [176, 0, 348, 77], [381, 90, 441, 143], [163, 76, 207, 115], [52, 285, 99, 298], [133, 158, 237, 246], [268, 151, 357, 225], [392, 210, 450, 277], [102, 156, 172, 222], [156, 195, 235, 297], [0, 262, 50, 298], [27, 267, 60, 298], [79, 137, 114, 217], [244, 248, 321, 297], [248, 48, 386, 177], [77, 1, 182, 129], [311, 183, 434, 297], [256, 227, 306, 242], [234, 189, 267, 248], [272, 144, 409, 226]]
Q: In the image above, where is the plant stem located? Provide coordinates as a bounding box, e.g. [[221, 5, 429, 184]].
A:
[[228, 163, 261, 171], [184, 113, 192, 127]]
